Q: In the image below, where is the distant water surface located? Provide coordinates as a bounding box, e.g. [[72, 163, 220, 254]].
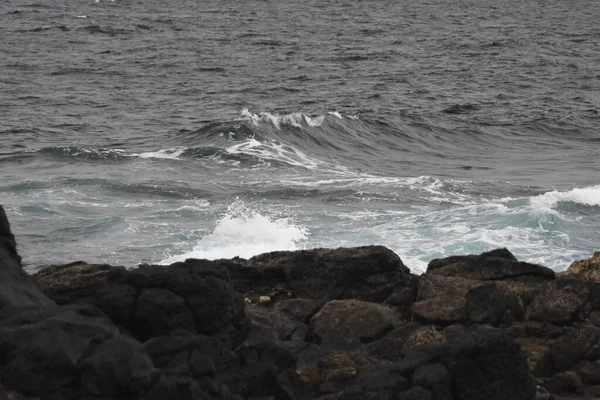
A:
[[1, 0, 599, 272]]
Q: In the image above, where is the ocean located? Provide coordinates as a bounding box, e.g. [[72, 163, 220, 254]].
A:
[[1, 0, 599, 273]]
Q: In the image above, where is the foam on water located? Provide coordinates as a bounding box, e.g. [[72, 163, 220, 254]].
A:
[[225, 137, 349, 172], [239, 109, 352, 129], [529, 185, 600, 215], [135, 147, 186, 160], [159, 200, 308, 263]]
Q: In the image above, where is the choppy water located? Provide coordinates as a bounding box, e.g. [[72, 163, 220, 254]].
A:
[[1, 0, 599, 273]]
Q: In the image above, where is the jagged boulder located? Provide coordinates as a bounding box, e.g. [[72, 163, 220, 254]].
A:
[[411, 274, 483, 324], [316, 327, 535, 400], [427, 248, 555, 282], [0, 206, 54, 309], [525, 278, 599, 324], [36, 260, 250, 347], [440, 327, 536, 400], [309, 299, 401, 350], [561, 251, 600, 282], [221, 246, 414, 304], [0, 304, 121, 397]]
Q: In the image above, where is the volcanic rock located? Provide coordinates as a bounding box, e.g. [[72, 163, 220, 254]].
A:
[[0, 206, 54, 309], [36, 260, 250, 347]]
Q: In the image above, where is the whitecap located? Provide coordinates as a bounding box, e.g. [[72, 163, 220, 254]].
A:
[[159, 200, 307, 263], [134, 147, 186, 160], [529, 184, 600, 215]]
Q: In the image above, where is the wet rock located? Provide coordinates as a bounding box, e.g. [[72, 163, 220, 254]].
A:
[[318, 353, 360, 394], [412, 274, 482, 324], [397, 386, 434, 400], [144, 334, 234, 373], [36, 261, 250, 347], [134, 287, 195, 338], [79, 335, 158, 397], [441, 327, 537, 400], [0, 206, 54, 309], [542, 370, 583, 396], [364, 322, 422, 362], [526, 279, 595, 324], [578, 360, 600, 385], [273, 298, 323, 324], [353, 363, 411, 392], [427, 249, 554, 282], [518, 337, 554, 378], [358, 322, 394, 343], [562, 252, 600, 282], [224, 246, 413, 304], [551, 325, 600, 371], [0, 304, 119, 397], [466, 283, 524, 325], [403, 325, 443, 353], [412, 363, 451, 400], [309, 299, 401, 350], [246, 305, 308, 342]]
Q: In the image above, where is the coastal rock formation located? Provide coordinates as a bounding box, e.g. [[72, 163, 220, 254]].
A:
[[0, 207, 54, 309], [36, 260, 250, 348], [2, 206, 600, 399]]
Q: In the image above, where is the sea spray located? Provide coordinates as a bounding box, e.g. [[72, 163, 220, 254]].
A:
[[160, 199, 308, 263]]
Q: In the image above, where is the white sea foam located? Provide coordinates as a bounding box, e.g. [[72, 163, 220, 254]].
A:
[[225, 138, 333, 170], [530, 185, 600, 215], [239, 109, 353, 129], [135, 147, 186, 160], [159, 200, 307, 263]]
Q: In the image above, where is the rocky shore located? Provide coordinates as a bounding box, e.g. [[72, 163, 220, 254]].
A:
[[1, 205, 600, 400]]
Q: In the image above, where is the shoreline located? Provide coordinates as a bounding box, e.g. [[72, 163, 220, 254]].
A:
[[2, 205, 600, 399]]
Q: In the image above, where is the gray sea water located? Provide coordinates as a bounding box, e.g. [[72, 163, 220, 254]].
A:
[[1, 0, 599, 273]]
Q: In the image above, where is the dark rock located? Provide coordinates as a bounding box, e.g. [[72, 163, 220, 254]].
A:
[[0, 304, 119, 397], [273, 298, 323, 324], [238, 341, 297, 372], [542, 370, 583, 396], [79, 335, 158, 397], [392, 343, 443, 376], [0, 206, 54, 309], [396, 385, 434, 400], [551, 325, 600, 371], [383, 276, 419, 307], [526, 279, 594, 324], [480, 248, 519, 261], [36, 261, 250, 348], [358, 323, 394, 343], [518, 337, 554, 377], [466, 283, 524, 325], [224, 246, 413, 304], [363, 322, 422, 362], [309, 299, 401, 350], [403, 325, 443, 353], [144, 334, 234, 373], [353, 363, 411, 392], [427, 250, 554, 282], [561, 252, 600, 283], [134, 287, 195, 339], [246, 305, 308, 342], [412, 363, 451, 400], [317, 353, 361, 394], [412, 274, 483, 324], [578, 361, 600, 385], [496, 280, 544, 309], [441, 327, 537, 400]]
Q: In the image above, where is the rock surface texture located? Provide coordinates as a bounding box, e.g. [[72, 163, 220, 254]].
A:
[[2, 205, 600, 399]]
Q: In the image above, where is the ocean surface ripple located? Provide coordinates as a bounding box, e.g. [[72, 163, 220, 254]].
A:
[[1, 0, 599, 272]]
